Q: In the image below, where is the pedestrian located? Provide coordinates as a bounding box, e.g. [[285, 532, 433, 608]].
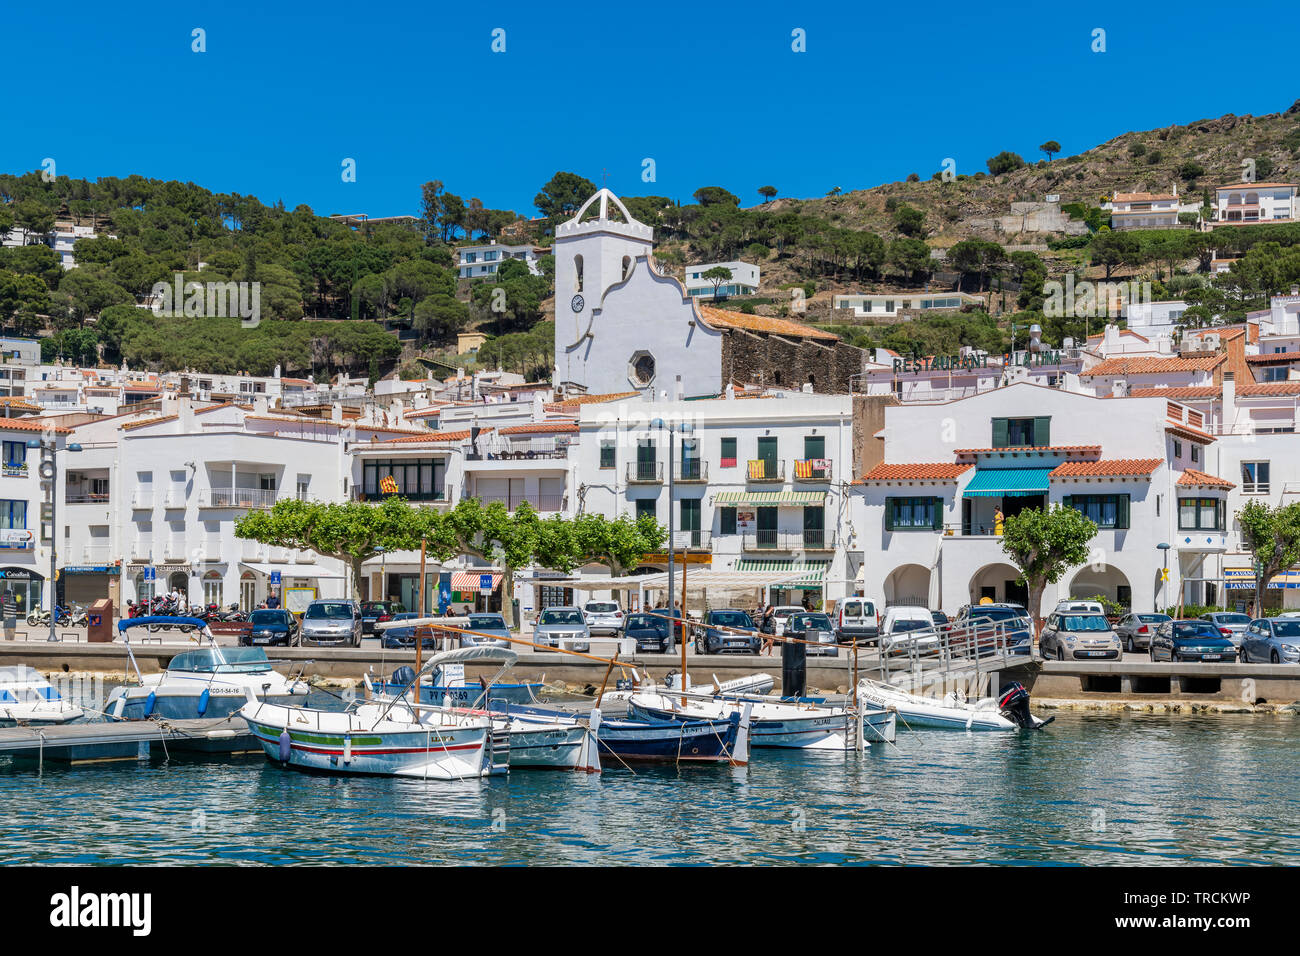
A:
[[761, 605, 776, 656], [994, 508, 1005, 536], [266, 592, 280, 610]]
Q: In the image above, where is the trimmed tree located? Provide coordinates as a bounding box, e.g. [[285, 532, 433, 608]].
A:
[[1000, 505, 1099, 632], [701, 265, 733, 298], [568, 512, 667, 577], [1237, 500, 1300, 618]]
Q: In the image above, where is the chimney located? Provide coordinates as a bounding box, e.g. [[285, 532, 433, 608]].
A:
[[178, 394, 195, 432], [331, 402, 343, 423], [725, 382, 736, 400], [1222, 372, 1236, 430], [673, 375, 684, 401], [254, 394, 269, 415]]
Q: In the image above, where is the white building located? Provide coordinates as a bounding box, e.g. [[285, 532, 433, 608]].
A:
[[684, 260, 760, 299], [1122, 300, 1187, 337], [456, 242, 549, 279], [1214, 182, 1299, 224], [832, 291, 982, 318], [0, 418, 73, 616], [1109, 191, 1181, 231]]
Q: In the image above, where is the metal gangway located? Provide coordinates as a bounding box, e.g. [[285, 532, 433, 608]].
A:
[[875, 617, 1031, 700]]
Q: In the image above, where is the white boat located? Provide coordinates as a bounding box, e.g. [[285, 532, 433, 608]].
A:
[[242, 647, 515, 779], [626, 689, 896, 749], [856, 678, 1052, 732], [0, 666, 84, 725], [106, 617, 309, 721], [662, 671, 775, 697]]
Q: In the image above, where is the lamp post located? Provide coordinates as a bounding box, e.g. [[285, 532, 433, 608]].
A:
[[651, 417, 694, 666], [28, 437, 82, 642], [1157, 542, 1170, 613]]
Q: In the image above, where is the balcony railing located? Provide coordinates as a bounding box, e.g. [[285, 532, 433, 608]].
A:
[[793, 459, 833, 482], [473, 494, 566, 513], [2, 462, 28, 478], [1242, 482, 1271, 495], [200, 488, 278, 509], [131, 492, 154, 508], [741, 529, 834, 551], [82, 545, 112, 562], [746, 459, 785, 482], [66, 492, 110, 504], [668, 530, 710, 550], [675, 460, 707, 482], [627, 462, 663, 483], [131, 540, 152, 560], [350, 487, 450, 503]]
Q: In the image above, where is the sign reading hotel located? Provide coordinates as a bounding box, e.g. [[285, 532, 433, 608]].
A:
[[893, 351, 1065, 374]]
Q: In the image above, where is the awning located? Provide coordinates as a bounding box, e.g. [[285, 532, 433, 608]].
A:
[[962, 467, 1053, 498], [713, 490, 826, 506], [734, 558, 829, 587], [1224, 568, 1300, 589], [239, 561, 346, 580], [451, 571, 503, 593]]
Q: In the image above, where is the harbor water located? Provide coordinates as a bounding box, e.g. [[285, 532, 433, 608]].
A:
[[0, 700, 1295, 865]]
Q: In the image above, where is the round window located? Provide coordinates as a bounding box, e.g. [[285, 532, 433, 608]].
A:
[[632, 354, 655, 385]]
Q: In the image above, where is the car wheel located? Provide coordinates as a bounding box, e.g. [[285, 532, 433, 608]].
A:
[[1272, 650, 1280, 664], [1056, 647, 1065, 661], [1126, 636, 1135, 653], [695, 639, 705, 655]]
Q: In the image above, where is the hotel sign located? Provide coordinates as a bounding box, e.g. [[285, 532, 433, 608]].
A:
[[893, 351, 1065, 374]]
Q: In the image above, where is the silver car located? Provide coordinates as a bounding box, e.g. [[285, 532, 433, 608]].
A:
[[582, 600, 624, 636], [299, 599, 362, 647], [1114, 612, 1171, 653], [1199, 612, 1252, 649], [461, 612, 512, 648], [1241, 616, 1300, 664], [534, 606, 590, 652], [1039, 612, 1121, 661]]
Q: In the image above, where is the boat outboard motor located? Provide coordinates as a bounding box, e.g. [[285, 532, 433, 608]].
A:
[[391, 665, 417, 692], [997, 682, 1047, 729]]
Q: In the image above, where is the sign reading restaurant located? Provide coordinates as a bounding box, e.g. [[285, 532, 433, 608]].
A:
[[893, 351, 1065, 374]]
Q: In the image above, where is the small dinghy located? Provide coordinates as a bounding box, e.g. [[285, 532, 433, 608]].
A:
[[106, 617, 309, 721], [0, 666, 84, 725], [857, 678, 1052, 732], [242, 647, 514, 779]]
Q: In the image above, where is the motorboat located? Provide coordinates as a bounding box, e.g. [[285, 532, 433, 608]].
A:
[[241, 647, 513, 779], [626, 690, 896, 749], [106, 617, 309, 721], [0, 666, 85, 725], [857, 678, 1052, 732], [371, 663, 543, 708], [662, 671, 775, 697]]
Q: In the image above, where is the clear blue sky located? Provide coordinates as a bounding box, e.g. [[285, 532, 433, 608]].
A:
[[7, 0, 1299, 219]]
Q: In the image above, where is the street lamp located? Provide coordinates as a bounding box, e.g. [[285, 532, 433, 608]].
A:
[[651, 418, 694, 653], [1157, 542, 1170, 612], [27, 437, 82, 642]]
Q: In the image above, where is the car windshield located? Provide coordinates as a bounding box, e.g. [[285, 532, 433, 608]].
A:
[[892, 619, 932, 633], [626, 615, 659, 629], [1138, 614, 1170, 623], [392, 612, 419, 621], [1174, 623, 1221, 639], [169, 647, 271, 673], [1272, 621, 1300, 637], [794, 614, 832, 630], [773, 608, 798, 618], [539, 609, 582, 625], [710, 611, 753, 628], [970, 607, 1023, 622], [585, 603, 619, 613], [306, 603, 354, 620], [468, 615, 506, 630], [1061, 615, 1111, 631], [249, 610, 284, 625], [1215, 614, 1251, 625]]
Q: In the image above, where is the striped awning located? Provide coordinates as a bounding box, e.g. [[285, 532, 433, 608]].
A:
[[713, 490, 826, 506], [450, 571, 503, 593], [1224, 568, 1300, 589], [734, 558, 829, 587], [963, 467, 1053, 498]]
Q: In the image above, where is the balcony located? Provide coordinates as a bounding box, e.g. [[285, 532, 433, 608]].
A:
[[200, 488, 278, 509], [2, 461, 28, 478], [746, 460, 785, 482], [164, 540, 186, 562], [741, 529, 835, 551], [131, 540, 152, 561], [350, 487, 450, 503], [131, 491, 154, 509], [674, 460, 707, 483], [473, 494, 566, 513], [627, 462, 663, 484], [82, 544, 112, 562], [793, 459, 833, 482], [66, 493, 110, 505]]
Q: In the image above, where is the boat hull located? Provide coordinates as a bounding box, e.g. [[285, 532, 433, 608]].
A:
[[504, 704, 741, 763], [109, 688, 305, 722], [857, 682, 1017, 731], [374, 680, 542, 708], [502, 723, 592, 769], [0, 702, 85, 725]]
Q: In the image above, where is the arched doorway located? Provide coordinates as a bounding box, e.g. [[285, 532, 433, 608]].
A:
[[1068, 565, 1132, 610], [240, 571, 257, 612], [970, 563, 1028, 607], [884, 563, 931, 607], [203, 570, 223, 609]]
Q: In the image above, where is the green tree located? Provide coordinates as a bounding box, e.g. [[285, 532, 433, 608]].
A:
[[1000, 505, 1098, 628], [701, 265, 733, 298], [692, 186, 740, 207], [1090, 230, 1140, 281], [948, 239, 1006, 292], [1237, 500, 1300, 618], [888, 238, 933, 284], [987, 151, 1027, 175], [569, 512, 666, 576], [1040, 140, 1062, 162], [534, 171, 598, 220], [757, 185, 777, 203], [894, 204, 926, 237]]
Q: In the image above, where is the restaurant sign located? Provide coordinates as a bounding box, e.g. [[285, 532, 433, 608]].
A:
[[893, 351, 1064, 374]]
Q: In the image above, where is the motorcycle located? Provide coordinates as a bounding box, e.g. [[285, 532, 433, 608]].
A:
[[25, 605, 74, 627], [217, 603, 246, 623]]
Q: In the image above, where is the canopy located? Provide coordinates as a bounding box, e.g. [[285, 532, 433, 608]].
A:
[[713, 490, 826, 506], [423, 645, 518, 670], [451, 571, 503, 593], [962, 467, 1053, 498], [373, 616, 470, 630], [532, 569, 815, 591], [733, 559, 829, 587]]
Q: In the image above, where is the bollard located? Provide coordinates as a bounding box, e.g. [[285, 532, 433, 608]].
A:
[[781, 636, 806, 700]]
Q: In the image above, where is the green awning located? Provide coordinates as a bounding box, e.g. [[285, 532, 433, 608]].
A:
[[734, 559, 829, 586], [714, 491, 826, 506], [963, 467, 1053, 497]]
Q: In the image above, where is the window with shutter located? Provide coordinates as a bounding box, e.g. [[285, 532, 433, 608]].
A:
[[884, 499, 895, 532], [992, 418, 1009, 448], [1033, 416, 1050, 447], [1116, 494, 1130, 529], [931, 497, 943, 530]]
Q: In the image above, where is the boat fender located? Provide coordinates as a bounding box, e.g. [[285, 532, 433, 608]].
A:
[[343, 735, 352, 764], [197, 689, 210, 717], [110, 694, 126, 720], [278, 728, 291, 762], [143, 692, 157, 718]]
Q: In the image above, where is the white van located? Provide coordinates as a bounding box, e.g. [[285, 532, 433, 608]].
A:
[[1054, 599, 1105, 616], [879, 605, 940, 657], [836, 598, 879, 645]]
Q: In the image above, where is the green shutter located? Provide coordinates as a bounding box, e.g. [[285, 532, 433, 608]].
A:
[[1116, 494, 1130, 529], [992, 418, 1009, 448], [1218, 499, 1226, 532], [1061, 495, 1073, 511], [1033, 416, 1051, 447], [931, 497, 943, 531], [884, 498, 896, 532]]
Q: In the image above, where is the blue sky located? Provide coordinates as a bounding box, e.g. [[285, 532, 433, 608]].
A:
[[7, 0, 1299, 219]]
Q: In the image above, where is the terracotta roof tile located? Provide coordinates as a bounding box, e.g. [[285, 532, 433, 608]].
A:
[[1112, 192, 1178, 202], [120, 415, 178, 430], [1165, 422, 1216, 444], [953, 445, 1101, 456], [551, 391, 642, 407], [1245, 352, 1300, 364], [496, 421, 579, 435], [854, 463, 972, 482], [698, 306, 840, 342], [1215, 182, 1298, 190], [1081, 355, 1226, 376], [377, 429, 474, 445], [1177, 468, 1235, 489], [1127, 386, 1221, 399], [1239, 381, 1300, 396], [1049, 458, 1163, 478], [0, 417, 74, 435]]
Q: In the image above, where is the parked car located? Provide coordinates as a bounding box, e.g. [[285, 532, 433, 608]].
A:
[[360, 600, 405, 636], [950, 603, 1033, 656], [299, 599, 362, 647], [1241, 617, 1300, 664], [787, 611, 838, 656], [1150, 620, 1236, 663], [241, 608, 298, 647], [582, 600, 624, 635], [1039, 612, 1122, 661], [1199, 612, 1252, 649], [1054, 599, 1106, 616], [534, 606, 590, 652], [759, 605, 806, 637], [1114, 612, 1171, 653], [381, 612, 436, 649], [930, 610, 949, 628], [623, 612, 674, 653], [461, 612, 511, 648], [879, 605, 939, 657], [835, 598, 879, 645], [695, 609, 760, 655]]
